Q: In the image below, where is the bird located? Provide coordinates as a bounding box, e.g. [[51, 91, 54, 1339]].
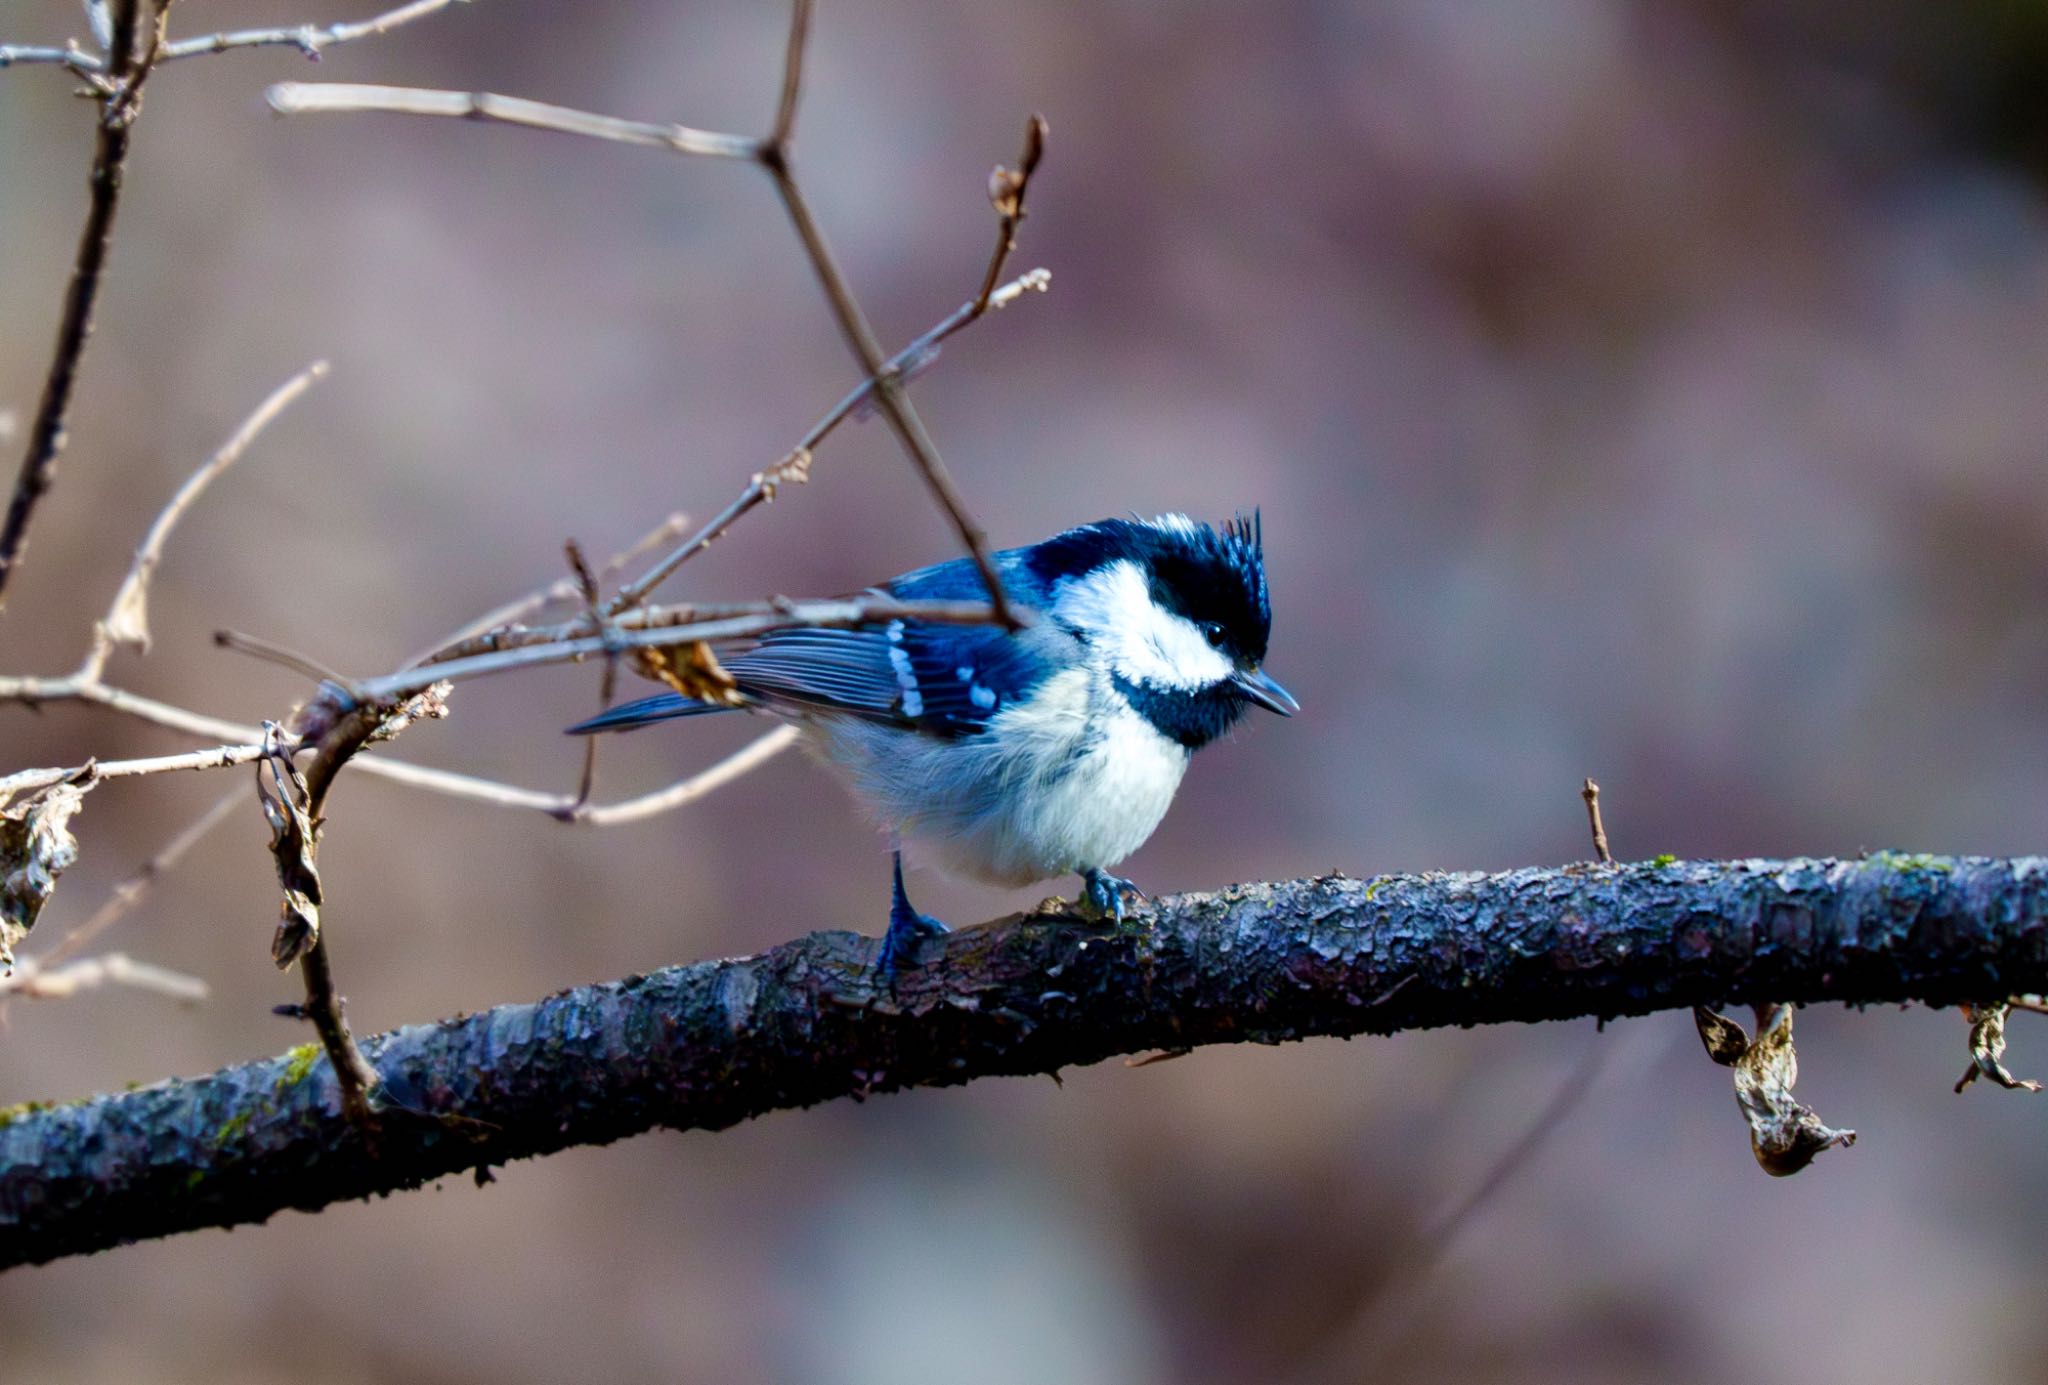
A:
[[567, 512, 1296, 976]]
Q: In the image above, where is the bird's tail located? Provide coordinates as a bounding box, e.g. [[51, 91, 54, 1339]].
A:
[[564, 691, 743, 734]]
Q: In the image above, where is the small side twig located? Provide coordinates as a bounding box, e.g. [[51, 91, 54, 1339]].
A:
[[213, 629, 352, 685], [0, 950, 208, 1004], [1581, 778, 1611, 864], [94, 362, 327, 666], [265, 84, 759, 159], [974, 114, 1047, 316], [1, 0, 468, 72], [270, 689, 449, 1128], [563, 539, 615, 814]]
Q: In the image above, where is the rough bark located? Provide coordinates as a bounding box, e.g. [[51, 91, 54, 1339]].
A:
[[2, 853, 2044, 1269]]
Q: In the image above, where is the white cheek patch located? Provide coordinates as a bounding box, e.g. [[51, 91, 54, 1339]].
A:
[[1053, 559, 1233, 692]]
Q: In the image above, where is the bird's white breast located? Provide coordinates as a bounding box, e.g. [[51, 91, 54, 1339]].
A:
[[803, 666, 1191, 887]]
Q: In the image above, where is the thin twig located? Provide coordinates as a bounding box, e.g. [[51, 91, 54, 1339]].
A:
[[1581, 778, 1611, 864], [93, 362, 328, 667], [0, 664, 797, 818], [0, 743, 265, 801], [160, 0, 467, 63], [602, 267, 1047, 616], [0, 43, 103, 76], [769, 0, 809, 148], [567, 724, 798, 825], [406, 510, 690, 667], [213, 629, 352, 685], [270, 0, 1030, 627], [2, 0, 468, 72], [287, 701, 405, 1126], [753, 0, 1018, 624], [974, 114, 1047, 316], [358, 595, 1000, 702], [83, 0, 116, 54], [0, 951, 208, 1003], [762, 160, 1020, 628], [0, 0, 158, 611], [563, 539, 613, 813], [604, 454, 811, 616], [266, 83, 760, 159]]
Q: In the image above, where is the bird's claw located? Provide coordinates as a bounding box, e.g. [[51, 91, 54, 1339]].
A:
[[878, 849, 950, 983], [1082, 868, 1146, 924]]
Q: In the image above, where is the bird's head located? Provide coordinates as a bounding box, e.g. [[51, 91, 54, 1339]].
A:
[[1029, 512, 1297, 748]]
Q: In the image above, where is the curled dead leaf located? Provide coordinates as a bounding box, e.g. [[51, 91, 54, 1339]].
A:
[[1694, 1003, 1856, 1176], [255, 725, 321, 968], [0, 775, 94, 968], [1955, 1001, 2041, 1094], [633, 641, 746, 708]]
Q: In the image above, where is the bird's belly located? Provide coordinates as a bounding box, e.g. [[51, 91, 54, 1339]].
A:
[[950, 707, 1190, 884], [804, 675, 1191, 886]]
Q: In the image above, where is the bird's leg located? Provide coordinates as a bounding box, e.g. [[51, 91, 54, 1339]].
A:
[[1081, 867, 1147, 923], [878, 847, 950, 980]]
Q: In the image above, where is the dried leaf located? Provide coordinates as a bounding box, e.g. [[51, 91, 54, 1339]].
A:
[[0, 778, 93, 968], [1693, 1004, 1856, 1176], [1693, 1005, 1749, 1066], [1955, 1001, 2041, 1094], [256, 728, 322, 968], [632, 641, 746, 707]]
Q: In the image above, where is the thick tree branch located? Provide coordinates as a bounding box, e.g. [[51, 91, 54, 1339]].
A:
[[0, 854, 2043, 1269]]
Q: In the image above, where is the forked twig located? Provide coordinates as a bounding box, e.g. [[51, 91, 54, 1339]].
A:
[[269, 0, 1040, 628]]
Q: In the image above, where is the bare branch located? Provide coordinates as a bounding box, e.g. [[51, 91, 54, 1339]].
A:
[[0, 743, 264, 802], [82, 0, 115, 54], [763, 162, 1022, 628], [266, 83, 759, 159], [358, 594, 1001, 702], [605, 453, 811, 616], [974, 114, 1047, 316], [770, 0, 810, 148], [4, 0, 470, 74], [0, 0, 160, 611], [0, 951, 208, 1003], [160, 0, 469, 63], [0, 44, 103, 76], [95, 362, 328, 665], [568, 724, 797, 825], [270, 0, 1032, 628]]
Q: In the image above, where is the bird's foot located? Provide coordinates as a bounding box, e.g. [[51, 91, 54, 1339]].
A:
[[878, 850, 951, 982], [1082, 867, 1147, 924]]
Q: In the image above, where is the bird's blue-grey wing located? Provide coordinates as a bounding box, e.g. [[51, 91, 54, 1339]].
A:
[[569, 549, 1060, 737]]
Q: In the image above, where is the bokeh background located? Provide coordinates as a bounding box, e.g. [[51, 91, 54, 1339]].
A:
[[5, 0, 2048, 1380]]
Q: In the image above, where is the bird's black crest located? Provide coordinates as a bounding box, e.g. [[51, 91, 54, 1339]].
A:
[[1025, 511, 1271, 662]]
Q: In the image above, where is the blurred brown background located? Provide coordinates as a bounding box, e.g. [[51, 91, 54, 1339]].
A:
[[5, 0, 2048, 1380]]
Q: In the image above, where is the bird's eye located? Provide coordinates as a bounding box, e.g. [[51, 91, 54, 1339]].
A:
[[1201, 622, 1226, 648]]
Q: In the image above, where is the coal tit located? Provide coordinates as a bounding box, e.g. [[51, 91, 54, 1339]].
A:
[[569, 513, 1295, 973]]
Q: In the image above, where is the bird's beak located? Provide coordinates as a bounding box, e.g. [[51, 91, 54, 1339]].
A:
[[1231, 666, 1299, 716]]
